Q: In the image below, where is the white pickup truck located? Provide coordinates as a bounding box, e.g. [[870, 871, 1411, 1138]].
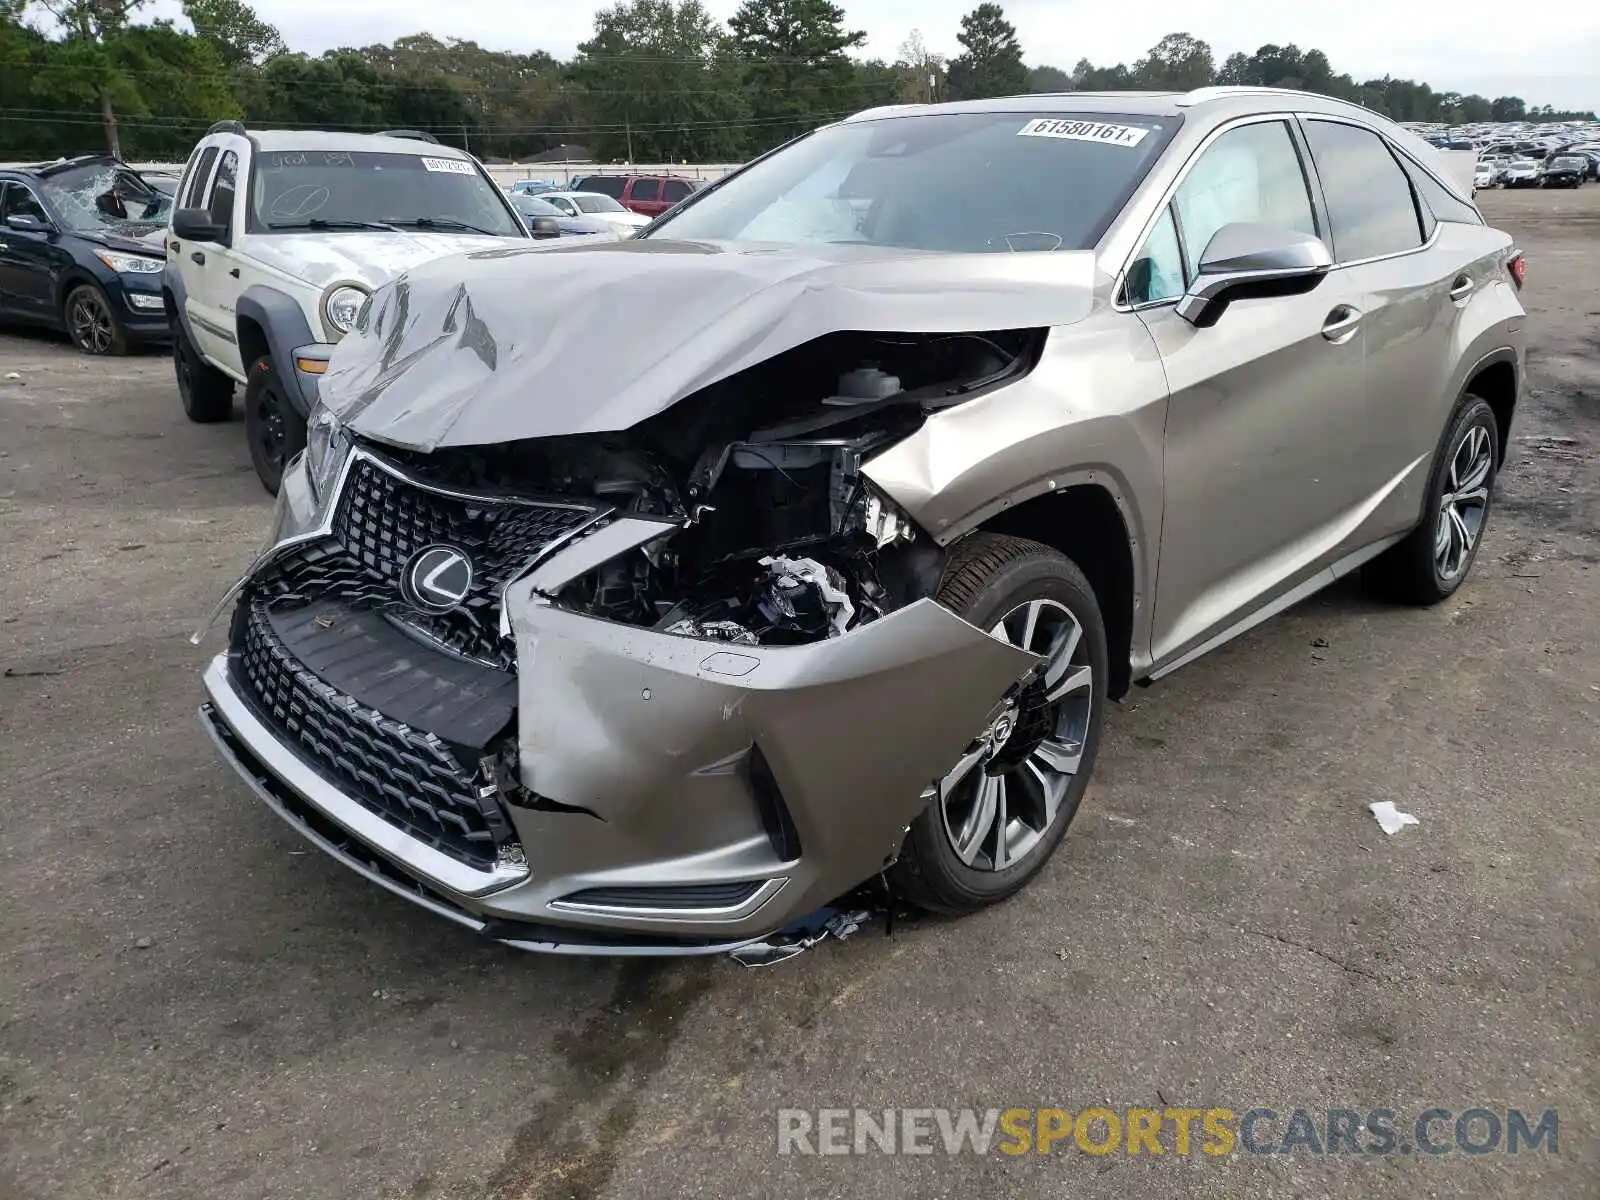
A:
[[163, 124, 534, 491]]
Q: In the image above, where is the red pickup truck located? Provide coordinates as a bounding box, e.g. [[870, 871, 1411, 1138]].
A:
[[569, 174, 697, 218]]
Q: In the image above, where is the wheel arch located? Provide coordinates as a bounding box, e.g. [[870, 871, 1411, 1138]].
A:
[[975, 484, 1138, 699], [1460, 350, 1518, 466], [235, 286, 319, 417], [54, 266, 106, 312]]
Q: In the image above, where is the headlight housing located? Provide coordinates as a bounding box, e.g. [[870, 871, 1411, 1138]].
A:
[[95, 250, 164, 274], [304, 401, 350, 502], [320, 284, 370, 341]]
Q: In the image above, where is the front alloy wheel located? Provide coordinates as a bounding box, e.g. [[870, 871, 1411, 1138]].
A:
[[940, 599, 1094, 871], [890, 534, 1108, 914], [65, 285, 127, 356]]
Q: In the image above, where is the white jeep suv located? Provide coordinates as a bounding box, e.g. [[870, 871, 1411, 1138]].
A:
[[163, 124, 531, 492]]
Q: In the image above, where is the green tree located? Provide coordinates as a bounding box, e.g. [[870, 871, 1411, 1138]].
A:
[[1028, 64, 1071, 93], [729, 0, 865, 150], [33, 0, 151, 154], [946, 4, 1027, 100], [181, 0, 282, 71], [1133, 32, 1213, 90], [573, 0, 750, 162]]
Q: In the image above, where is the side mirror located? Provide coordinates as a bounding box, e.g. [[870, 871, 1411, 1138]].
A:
[[4, 213, 50, 234], [171, 208, 226, 243], [530, 215, 562, 239], [1176, 223, 1333, 328]]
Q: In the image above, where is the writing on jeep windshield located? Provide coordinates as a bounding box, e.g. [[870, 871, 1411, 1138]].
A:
[[650, 111, 1176, 252], [251, 151, 521, 236]]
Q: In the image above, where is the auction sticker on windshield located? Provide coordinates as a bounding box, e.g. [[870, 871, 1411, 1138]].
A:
[[421, 157, 476, 175], [1018, 119, 1151, 147]]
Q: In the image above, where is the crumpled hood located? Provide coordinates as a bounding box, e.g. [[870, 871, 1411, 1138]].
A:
[[320, 238, 1100, 450], [89, 225, 167, 256], [248, 230, 517, 291]]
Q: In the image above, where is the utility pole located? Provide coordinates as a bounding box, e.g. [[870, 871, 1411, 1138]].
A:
[[625, 113, 634, 165]]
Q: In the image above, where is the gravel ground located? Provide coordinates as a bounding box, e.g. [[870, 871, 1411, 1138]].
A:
[[0, 186, 1595, 1200]]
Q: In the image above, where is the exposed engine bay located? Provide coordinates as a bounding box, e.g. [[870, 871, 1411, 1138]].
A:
[[382, 328, 1041, 646]]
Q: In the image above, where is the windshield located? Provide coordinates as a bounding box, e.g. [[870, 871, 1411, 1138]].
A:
[[40, 163, 170, 235], [1551, 157, 1585, 168], [513, 195, 560, 217], [649, 110, 1177, 252], [574, 194, 627, 214], [251, 150, 521, 236]]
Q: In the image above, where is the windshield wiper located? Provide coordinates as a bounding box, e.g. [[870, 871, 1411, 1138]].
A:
[[266, 218, 396, 231], [384, 216, 503, 236]]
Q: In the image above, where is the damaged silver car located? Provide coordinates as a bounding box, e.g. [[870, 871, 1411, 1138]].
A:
[[196, 87, 1526, 956]]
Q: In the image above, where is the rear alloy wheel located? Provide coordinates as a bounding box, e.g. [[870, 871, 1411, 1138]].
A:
[[890, 534, 1108, 914], [64, 284, 128, 356], [1365, 394, 1499, 605], [173, 318, 234, 423], [244, 354, 306, 495]]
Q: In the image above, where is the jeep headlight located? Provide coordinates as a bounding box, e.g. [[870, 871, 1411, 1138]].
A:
[[321, 284, 369, 340], [304, 401, 350, 502]]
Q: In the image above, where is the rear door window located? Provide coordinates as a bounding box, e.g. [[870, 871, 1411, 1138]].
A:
[[207, 150, 238, 227], [1303, 120, 1426, 261], [583, 176, 625, 198], [662, 179, 692, 203], [183, 146, 219, 209], [630, 179, 661, 203]]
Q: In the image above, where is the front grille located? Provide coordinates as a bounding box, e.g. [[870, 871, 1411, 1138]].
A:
[[263, 454, 602, 670], [234, 594, 513, 871]]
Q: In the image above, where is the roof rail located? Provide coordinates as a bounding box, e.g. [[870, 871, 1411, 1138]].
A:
[[1175, 85, 1379, 116], [380, 129, 442, 144], [207, 120, 247, 136]]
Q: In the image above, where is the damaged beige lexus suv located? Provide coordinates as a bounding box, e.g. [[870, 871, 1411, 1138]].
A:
[[195, 87, 1526, 959]]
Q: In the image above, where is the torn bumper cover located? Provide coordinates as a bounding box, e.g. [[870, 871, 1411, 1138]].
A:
[[199, 508, 1039, 954]]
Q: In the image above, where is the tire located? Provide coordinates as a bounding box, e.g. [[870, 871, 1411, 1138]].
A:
[[1364, 394, 1499, 605], [173, 318, 234, 423], [889, 533, 1109, 914], [243, 354, 305, 495], [63, 283, 128, 356]]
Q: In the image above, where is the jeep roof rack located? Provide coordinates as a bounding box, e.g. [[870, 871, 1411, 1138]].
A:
[[380, 129, 442, 144], [207, 120, 247, 136]]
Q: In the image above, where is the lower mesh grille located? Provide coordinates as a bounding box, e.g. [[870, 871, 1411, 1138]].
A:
[[234, 596, 511, 871]]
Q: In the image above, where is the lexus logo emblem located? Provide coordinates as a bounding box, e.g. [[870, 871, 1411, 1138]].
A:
[[401, 545, 474, 614]]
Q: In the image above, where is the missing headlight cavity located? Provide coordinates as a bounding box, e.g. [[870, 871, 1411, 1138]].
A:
[[385, 328, 1041, 645]]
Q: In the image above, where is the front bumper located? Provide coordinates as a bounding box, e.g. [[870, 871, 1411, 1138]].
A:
[[199, 451, 1040, 953]]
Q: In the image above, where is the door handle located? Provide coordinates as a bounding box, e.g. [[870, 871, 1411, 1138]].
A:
[[1449, 275, 1475, 303], [1321, 305, 1361, 343], [190, 251, 205, 265]]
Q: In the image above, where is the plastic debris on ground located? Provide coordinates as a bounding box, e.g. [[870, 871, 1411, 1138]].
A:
[[1368, 800, 1421, 835]]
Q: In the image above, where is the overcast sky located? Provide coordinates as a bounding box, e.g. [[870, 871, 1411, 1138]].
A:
[[150, 0, 1600, 114]]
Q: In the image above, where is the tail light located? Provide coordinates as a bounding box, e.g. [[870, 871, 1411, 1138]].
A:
[[1507, 251, 1526, 289]]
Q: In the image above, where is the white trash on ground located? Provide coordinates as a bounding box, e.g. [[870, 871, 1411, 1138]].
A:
[[1368, 801, 1421, 835]]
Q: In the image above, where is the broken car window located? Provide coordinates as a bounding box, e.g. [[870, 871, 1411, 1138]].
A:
[[39, 164, 170, 235]]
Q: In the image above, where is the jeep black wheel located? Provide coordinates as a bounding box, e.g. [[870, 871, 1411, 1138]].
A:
[[244, 354, 305, 495], [173, 318, 234, 423]]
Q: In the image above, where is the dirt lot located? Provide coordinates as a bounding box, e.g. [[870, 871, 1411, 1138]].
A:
[[0, 187, 1595, 1200]]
